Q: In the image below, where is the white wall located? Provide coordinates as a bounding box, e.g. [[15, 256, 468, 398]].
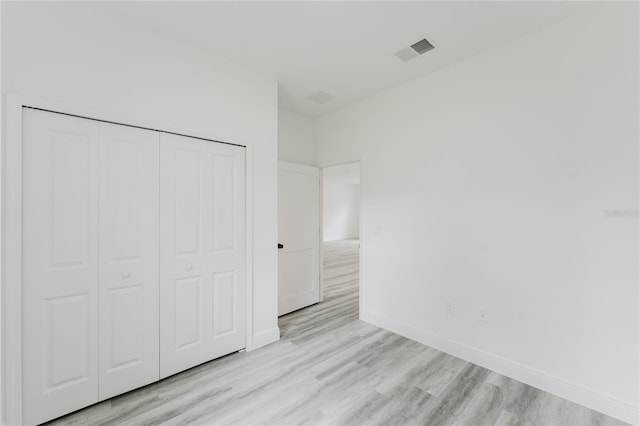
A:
[[1, 1, 279, 355], [278, 108, 316, 165], [317, 4, 639, 424], [323, 183, 360, 241], [323, 163, 360, 241]]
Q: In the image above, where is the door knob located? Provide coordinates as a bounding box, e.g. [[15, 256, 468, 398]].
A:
[[121, 271, 131, 279], [186, 264, 193, 271], [278, 243, 284, 249]]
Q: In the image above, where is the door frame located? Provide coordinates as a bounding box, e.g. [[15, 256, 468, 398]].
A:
[[1, 93, 256, 425], [319, 160, 363, 317]]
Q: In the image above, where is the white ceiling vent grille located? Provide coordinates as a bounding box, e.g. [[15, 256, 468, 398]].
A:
[[395, 38, 435, 62], [307, 91, 335, 105]]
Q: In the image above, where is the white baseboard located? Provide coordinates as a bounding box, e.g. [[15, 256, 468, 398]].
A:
[[360, 310, 639, 425], [248, 327, 280, 351]]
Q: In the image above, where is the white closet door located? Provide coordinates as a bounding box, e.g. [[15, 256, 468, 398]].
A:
[[159, 133, 208, 377], [207, 141, 246, 361], [22, 109, 100, 425], [98, 122, 159, 400], [159, 133, 245, 378]]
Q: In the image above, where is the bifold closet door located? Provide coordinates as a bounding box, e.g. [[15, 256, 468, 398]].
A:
[[22, 109, 160, 425], [98, 122, 160, 400], [22, 109, 101, 425], [159, 133, 246, 379]]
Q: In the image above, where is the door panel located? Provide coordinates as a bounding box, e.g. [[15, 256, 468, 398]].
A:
[[49, 135, 92, 266], [212, 154, 236, 252], [212, 271, 236, 336], [175, 276, 203, 349], [208, 144, 245, 360], [160, 134, 208, 377], [108, 285, 143, 368], [45, 294, 91, 390], [22, 109, 100, 425], [278, 162, 320, 316], [98, 122, 159, 400], [160, 134, 245, 378], [175, 149, 203, 256]]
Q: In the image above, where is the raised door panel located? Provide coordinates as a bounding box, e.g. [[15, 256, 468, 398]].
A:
[[212, 271, 236, 336], [175, 277, 202, 349], [98, 122, 159, 400], [159, 133, 209, 378], [207, 144, 245, 359], [22, 109, 100, 425]]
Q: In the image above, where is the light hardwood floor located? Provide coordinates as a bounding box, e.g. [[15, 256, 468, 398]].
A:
[[48, 240, 626, 426]]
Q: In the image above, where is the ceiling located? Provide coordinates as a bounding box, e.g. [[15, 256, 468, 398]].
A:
[[100, 1, 595, 118]]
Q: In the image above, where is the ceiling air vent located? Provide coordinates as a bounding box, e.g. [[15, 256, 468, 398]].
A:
[[411, 38, 435, 54], [306, 91, 335, 105], [395, 38, 435, 62]]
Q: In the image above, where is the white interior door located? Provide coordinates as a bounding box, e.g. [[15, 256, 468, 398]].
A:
[[278, 161, 320, 316], [22, 109, 100, 425], [159, 133, 245, 378], [98, 122, 159, 400]]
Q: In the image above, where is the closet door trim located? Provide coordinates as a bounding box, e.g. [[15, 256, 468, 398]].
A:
[[2, 94, 254, 425]]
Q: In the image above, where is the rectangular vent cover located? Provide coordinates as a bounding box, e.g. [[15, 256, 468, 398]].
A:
[[395, 37, 435, 62], [411, 38, 435, 55]]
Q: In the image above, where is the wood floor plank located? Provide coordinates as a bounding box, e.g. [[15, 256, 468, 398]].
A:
[[46, 239, 627, 426]]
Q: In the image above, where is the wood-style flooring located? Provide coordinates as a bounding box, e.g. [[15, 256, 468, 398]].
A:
[[48, 240, 626, 426]]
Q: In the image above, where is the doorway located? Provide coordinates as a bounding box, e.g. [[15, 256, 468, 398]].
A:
[[321, 162, 361, 315], [277, 161, 361, 340]]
